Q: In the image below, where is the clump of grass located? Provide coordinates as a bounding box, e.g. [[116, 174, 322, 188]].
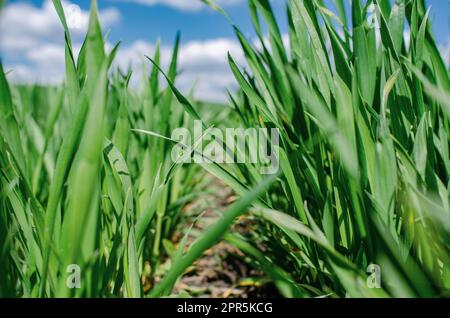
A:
[[189, 0, 449, 297], [0, 0, 234, 297]]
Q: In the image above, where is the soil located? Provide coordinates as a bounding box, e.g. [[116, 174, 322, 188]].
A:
[[167, 176, 279, 298]]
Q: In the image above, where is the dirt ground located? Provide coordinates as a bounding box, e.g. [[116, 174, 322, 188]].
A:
[[160, 176, 279, 298]]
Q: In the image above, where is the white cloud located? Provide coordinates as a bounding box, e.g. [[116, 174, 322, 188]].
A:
[[4, 35, 244, 102], [114, 38, 245, 101], [0, 0, 120, 83], [114, 0, 242, 11], [4, 64, 35, 83], [177, 38, 244, 101], [114, 40, 160, 70], [5, 37, 244, 102], [26, 44, 66, 65], [1, 0, 247, 102], [0, 0, 120, 55]]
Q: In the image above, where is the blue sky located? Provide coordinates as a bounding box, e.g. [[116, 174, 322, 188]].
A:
[[105, 0, 448, 44], [1, 0, 449, 101], [8, 0, 447, 45]]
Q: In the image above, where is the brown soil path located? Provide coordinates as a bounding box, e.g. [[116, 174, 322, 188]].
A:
[[169, 176, 273, 297]]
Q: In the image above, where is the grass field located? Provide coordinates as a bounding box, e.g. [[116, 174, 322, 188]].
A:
[[0, 0, 449, 298]]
